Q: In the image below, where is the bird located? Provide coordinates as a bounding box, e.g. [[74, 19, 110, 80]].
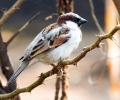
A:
[[8, 12, 87, 85]]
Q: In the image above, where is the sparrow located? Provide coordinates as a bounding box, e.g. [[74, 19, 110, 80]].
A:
[[8, 12, 87, 84]]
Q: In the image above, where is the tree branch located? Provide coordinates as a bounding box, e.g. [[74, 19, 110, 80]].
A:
[[0, 24, 120, 99], [60, 66, 68, 100], [6, 11, 40, 46], [0, 67, 60, 100], [0, 0, 27, 28], [0, 32, 17, 93]]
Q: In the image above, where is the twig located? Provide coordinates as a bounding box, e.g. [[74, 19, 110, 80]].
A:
[[60, 66, 68, 100], [45, 13, 58, 21], [0, 0, 27, 28], [0, 24, 119, 99], [6, 11, 40, 46], [89, 0, 104, 34]]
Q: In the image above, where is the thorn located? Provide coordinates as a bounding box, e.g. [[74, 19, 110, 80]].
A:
[[96, 44, 100, 48], [73, 62, 78, 67], [97, 42, 104, 48], [50, 63, 56, 68], [83, 47, 87, 51], [38, 73, 44, 77]]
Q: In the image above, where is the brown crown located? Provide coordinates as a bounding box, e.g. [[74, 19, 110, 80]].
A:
[[57, 14, 74, 24]]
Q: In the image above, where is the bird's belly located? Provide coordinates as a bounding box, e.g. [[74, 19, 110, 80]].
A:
[[38, 39, 80, 64]]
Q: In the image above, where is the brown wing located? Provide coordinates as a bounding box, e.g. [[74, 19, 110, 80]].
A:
[[49, 35, 70, 48], [45, 26, 70, 49]]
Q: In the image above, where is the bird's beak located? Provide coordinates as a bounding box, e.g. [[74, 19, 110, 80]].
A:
[[78, 18, 88, 26]]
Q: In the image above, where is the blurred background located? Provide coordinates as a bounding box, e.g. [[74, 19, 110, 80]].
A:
[[0, 0, 120, 100]]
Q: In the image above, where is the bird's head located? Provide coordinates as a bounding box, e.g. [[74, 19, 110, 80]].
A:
[[57, 12, 87, 26]]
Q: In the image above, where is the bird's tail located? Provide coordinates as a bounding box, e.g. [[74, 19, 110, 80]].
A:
[[8, 60, 29, 85]]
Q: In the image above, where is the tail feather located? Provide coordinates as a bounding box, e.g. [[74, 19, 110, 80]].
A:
[[8, 61, 29, 85]]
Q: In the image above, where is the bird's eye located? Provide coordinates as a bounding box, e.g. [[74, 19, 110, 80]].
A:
[[73, 18, 80, 22]]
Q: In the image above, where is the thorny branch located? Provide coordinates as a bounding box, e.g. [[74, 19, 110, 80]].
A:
[[0, 24, 120, 100]]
